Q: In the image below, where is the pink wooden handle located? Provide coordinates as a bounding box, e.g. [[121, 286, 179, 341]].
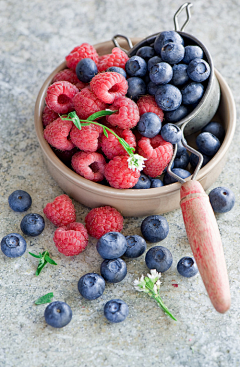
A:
[[180, 180, 231, 313]]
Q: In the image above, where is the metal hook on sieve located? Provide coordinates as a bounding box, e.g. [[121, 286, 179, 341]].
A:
[[112, 34, 133, 53], [174, 2, 193, 32]]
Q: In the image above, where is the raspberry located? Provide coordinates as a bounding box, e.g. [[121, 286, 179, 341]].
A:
[[97, 47, 129, 72], [106, 96, 140, 129], [85, 206, 123, 239], [73, 87, 107, 120], [43, 117, 75, 150], [71, 151, 106, 182], [43, 194, 76, 227], [42, 106, 59, 127], [104, 156, 140, 189], [75, 81, 89, 90], [137, 95, 164, 121], [52, 68, 79, 85], [90, 72, 128, 104], [137, 135, 173, 177], [100, 127, 136, 160], [45, 81, 79, 114], [53, 222, 88, 256], [66, 43, 99, 71], [70, 124, 102, 152]]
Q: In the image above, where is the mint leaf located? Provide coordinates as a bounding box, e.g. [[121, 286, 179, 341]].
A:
[[103, 127, 108, 138], [45, 255, 57, 265], [35, 292, 54, 305], [29, 250, 57, 276], [87, 110, 117, 121], [36, 261, 47, 276], [29, 252, 41, 259]]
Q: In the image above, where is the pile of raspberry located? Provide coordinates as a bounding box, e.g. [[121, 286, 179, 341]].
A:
[[43, 42, 173, 189]]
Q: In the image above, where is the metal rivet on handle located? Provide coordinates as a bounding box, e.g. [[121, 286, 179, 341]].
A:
[[174, 2, 193, 32], [112, 34, 133, 53]]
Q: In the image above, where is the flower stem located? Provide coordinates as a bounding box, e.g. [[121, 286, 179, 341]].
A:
[[145, 283, 177, 321]]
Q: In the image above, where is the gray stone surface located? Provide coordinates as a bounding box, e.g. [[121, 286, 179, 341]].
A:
[[0, 0, 240, 366]]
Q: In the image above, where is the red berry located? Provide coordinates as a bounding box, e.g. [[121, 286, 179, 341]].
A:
[[137, 95, 164, 121], [66, 43, 99, 71], [106, 96, 140, 129], [45, 81, 79, 114], [70, 123, 102, 152], [75, 81, 89, 90], [43, 117, 75, 151], [104, 155, 140, 189], [73, 87, 107, 120], [42, 106, 59, 127], [43, 194, 76, 227], [100, 127, 136, 160], [53, 222, 88, 256], [52, 68, 79, 85], [71, 151, 106, 182], [85, 206, 123, 239], [90, 72, 128, 104], [97, 47, 129, 72]]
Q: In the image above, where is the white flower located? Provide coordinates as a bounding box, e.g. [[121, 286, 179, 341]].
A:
[[127, 154, 147, 171], [134, 275, 148, 292], [147, 269, 162, 283]]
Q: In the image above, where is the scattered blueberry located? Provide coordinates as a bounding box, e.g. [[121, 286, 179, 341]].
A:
[[187, 58, 210, 83], [155, 84, 182, 111], [147, 56, 162, 71], [1, 233, 27, 258], [104, 299, 129, 323], [147, 81, 159, 95], [44, 301, 72, 328], [161, 123, 182, 144], [125, 56, 147, 77], [209, 187, 235, 213], [100, 258, 127, 283], [201, 121, 225, 142], [145, 245, 173, 272], [141, 215, 169, 243], [149, 62, 173, 85], [127, 77, 146, 100], [196, 132, 220, 156], [76, 58, 98, 83], [124, 235, 147, 258], [181, 82, 204, 105], [20, 213, 45, 236], [172, 64, 189, 86], [151, 178, 164, 188], [132, 173, 151, 189], [136, 46, 155, 61], [78, 273, 105, 300], [8, 190, 32, 212], [174, 150, 190, 169], [137, 112, 162, 138], [182, 45, 204, 64], [161, 42, 185, 65], [163, 168, 191, 185], [106, 66, 126, 78], [189, 152, 210, 168], [177, 256, 198, 277], [154, 31, 184, 54], [96, 232, 127, 259], [165, 105, 189, 123]]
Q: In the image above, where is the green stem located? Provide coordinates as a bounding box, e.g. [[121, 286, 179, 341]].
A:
[[145, 284, 177, 321]]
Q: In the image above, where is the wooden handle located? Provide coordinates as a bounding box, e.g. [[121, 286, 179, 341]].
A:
[[180, 180, 231, 313]]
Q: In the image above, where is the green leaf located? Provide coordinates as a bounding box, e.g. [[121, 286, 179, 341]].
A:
[[103, 127, 108, 138], [35, 292, 54, 305], [36, 261, 47, 276], [29, 252, 41, 259], [45, 255, 57, 265], [87, 110, 117, 121]]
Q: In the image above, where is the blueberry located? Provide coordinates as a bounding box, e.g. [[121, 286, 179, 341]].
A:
[[161, 123, 182, 144], [8, 190, 32, 212], [177, 256, 198, 277], [201, 121, 225, 142], [187, 58, 211, 82], [145, 245, 173, 272], [127, 77, 146, 100], [151, 178, 164, 188], [161, 42, 185, 64], [196, 132, 220, 156], [209, 187, 235, 213], [155, 84, 182, 111], [100, 258, 127, 283], [174, 150, 190, 169], [125, 56, 147, 77], [132, 173, 151, 189], [104, 299, 129, 323], [189, 152, 210, 168], [176, 140, 187, 156], [149, 62, 173, 85], [106, 66, 126, 78], [163, 168, 191, 185], [154, 31, 184, 54], [96, 232, 127, 259], [124, 235, 147, 258], [181, 82, 204, 105], [147, 56, 162, 71], [136, 46, 155, 61], [147, 81, 158, 96], [44, 301, 72, 328], [1, 233, 27, 258], [141, 215, 169, 243], [172, 64, 189, 86], [20, 213, 45, 236], [78, 273, 105, 300], [76, 58, 98, 83], [182, 45, 204, 64], [165, 105, 189, 123], [137, 112, 162, 138]]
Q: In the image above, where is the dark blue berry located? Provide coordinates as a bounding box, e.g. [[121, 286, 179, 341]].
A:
[[100, 258, 127, 283], [132, 173, 151, 189], [201, 121, 225, 142], [196, 132, 220, 156], [176, 140, 187, 156], [154, 31, 184, 54], [78, 273, 105, 300], [187, 58, 210, 82], [136, 46, 155, 61], [137, 112, 162, 138], [76, 58, 98, 83], [165, 105, 189, 123], [145, 245, 173, 272], [155, 84, 182, 111], [161, 42, 185, 64], [181, 82, 204, 105], [104, 299, 129, 323], [127, 77, 146, 100], [172, 64, 189, 86], [106, 66, 126, 78], [8, 190, 32, 212], [1, 233, 27, 258], [124, 235, 147, 258], [163, 168, 191, 185], [125, 56, 147, 77], [96, 232, 127, 259], [151, 178, 164, 188], [141, 215, 169, 243], [149, 62, 173, 85], [177, 256, 198, 277], [161, 123, 182, 144], [20, 213, 45, 236], [174, 150, 190, 169], [147, 56, 162, 71], [147, 81, 158, 95], [209, 187, 235, 213], [189, 152, 210, 168], [182, 45, 204, 64], [44, 301, 72, 328]]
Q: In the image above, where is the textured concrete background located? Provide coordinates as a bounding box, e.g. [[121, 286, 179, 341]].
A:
[[0, 0, 240, 366]]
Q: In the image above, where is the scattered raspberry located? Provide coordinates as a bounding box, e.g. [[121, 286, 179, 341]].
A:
[[42, 106, 59, 127], [53, 222, 88, 256], [43, 194, 76, 227], [71, 151, 106, 182], [85, 206, 123, 239], [52, 68, 79, 85], [90, 72, 128, 104], [97, 47, 129, 72], [73, 87, 107, 120], [70, 124, 102, 152], [100, 127, 136, 160], [45, 81, 79, 114], [137, 135, 173, 177], [43, 117, 75, 150], [66, 43, 99, 71], [104, 155, 140, 189], [137, 95, 164, 121], [106, 96, 140, 129]]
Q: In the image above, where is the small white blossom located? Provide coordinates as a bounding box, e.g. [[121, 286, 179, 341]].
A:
[[147, 269, 162, 283], [127, 154, 147, 171]]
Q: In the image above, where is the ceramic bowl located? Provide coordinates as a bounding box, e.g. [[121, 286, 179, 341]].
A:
[[34, 38, 236, 217]]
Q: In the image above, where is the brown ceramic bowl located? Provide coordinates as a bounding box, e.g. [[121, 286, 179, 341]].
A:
[[34, 38, 236, 217]]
